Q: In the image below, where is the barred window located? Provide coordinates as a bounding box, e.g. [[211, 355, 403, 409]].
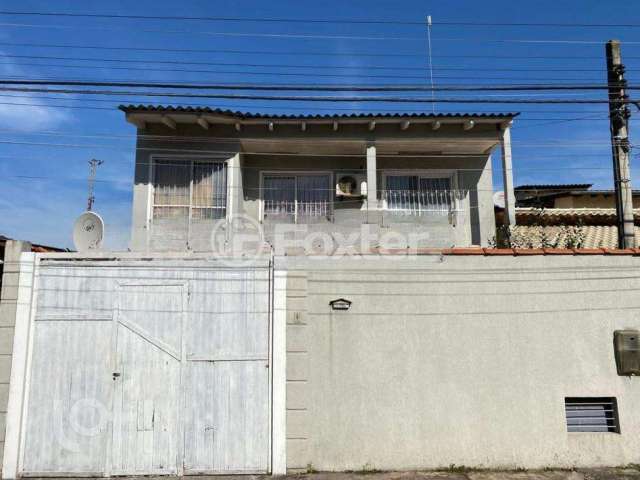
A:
[[384, 174, 455, 213], [152, 159, 227, 220], [262, 173, 332, 222]]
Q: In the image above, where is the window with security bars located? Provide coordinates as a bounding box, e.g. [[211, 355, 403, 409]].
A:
[[384, 174, 456, 214], [565, 397, 620, 433], [262, 173, 332, 222], [152, 158, 227, 220]]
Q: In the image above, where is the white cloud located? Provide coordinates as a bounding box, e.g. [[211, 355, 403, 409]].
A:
[[0, 51, 73, 131], [0, 102, 72, 132]]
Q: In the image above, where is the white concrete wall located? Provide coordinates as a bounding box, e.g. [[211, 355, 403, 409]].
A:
[[0, 242, 31, 471], [278, 254, 640, 471]]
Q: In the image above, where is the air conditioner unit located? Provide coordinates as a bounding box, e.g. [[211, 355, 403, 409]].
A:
[[614, 330, 640, 376], [336, 173, 367, 197]]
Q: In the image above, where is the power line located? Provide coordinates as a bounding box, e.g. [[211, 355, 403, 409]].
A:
[[3, 11, 640, 28], [0, 101, 611, 120], [0, 73, 620, 84], [8, 61, 621, 82], [0, 79, 631, 92], [0, 10, 427, 25], [0, 130, 618, 148], [0, 87, 622, 104], [3, 53, 631, 72], [0, 139, 623, 152], [1, 41, 633, 60], [0, 22, 422, 41], [0, 153, 617, 167], [0, 93, 611, 113], [3, 21, 640, 45]]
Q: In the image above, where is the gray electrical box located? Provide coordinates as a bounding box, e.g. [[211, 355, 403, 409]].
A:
[[614, 330, 640, 376]]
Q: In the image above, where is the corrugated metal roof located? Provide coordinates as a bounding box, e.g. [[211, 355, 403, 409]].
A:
[[515, 184, 592, 191], [118, 104, 519, 120]]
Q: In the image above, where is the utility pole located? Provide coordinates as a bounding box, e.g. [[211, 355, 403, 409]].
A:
[[606, 40, 636, 249], [87, 158, 103, 211]]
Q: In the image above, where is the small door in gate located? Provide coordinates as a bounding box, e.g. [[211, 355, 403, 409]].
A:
[[110, 284, 184, 475]]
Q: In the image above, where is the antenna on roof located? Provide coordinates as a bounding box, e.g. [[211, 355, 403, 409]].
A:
[[87, 158, 103, 211], [426, 15, 435, 114]]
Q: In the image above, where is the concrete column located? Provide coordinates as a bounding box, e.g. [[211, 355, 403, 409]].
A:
[[366, 144, 377, 210], [500, 124, 516, 227], [272, 271, 287, 474], [226, 152, 241, 219], [0, 241, 31, 471]]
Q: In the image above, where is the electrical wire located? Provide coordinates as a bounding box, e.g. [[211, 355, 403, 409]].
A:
[[3, 21, 640, 45], [3, 10, 640, 28], [2, 53, 631, 73], [0, 79, 629, 92], [0, 87, 620, 104], [0, 92, 612, 113], [2, 41, 636, 60], [0, 22, 423, 41]]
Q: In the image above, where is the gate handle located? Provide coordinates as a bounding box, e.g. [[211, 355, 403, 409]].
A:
[[112, 372, 121, 380]]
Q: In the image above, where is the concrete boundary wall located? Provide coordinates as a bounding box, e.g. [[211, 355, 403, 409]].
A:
[[0, 243, 31, 472], [277, 254, 640, 471]]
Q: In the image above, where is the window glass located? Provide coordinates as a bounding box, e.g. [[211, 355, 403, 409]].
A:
[[263, 173, 332, 221], [153, 159, 227, 220], [385, 174, 453, 212]]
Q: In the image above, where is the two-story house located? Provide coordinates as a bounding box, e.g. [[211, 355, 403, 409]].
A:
[[122, 106, 518, 252]]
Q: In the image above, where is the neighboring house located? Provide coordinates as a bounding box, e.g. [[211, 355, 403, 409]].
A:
[[510, 208, 640, 248], [515, 183, 640, 209], [1, 108, 640, 478], [503, 184, 640, 248]]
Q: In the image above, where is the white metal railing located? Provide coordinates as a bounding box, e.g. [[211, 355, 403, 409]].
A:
[[263, 200, 332, 222], [383, 189, 461, 215]]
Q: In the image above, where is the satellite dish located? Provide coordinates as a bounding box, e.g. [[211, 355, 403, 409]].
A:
[[73, 211, 104, 251], [493, 191, 505, 209]]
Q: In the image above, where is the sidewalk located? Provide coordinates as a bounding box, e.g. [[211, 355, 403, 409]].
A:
[[28, 469, 640, 480], [291, 470, 640, 480]]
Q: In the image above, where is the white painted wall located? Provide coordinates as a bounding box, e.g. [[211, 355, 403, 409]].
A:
[[277, 254, 640, 471]]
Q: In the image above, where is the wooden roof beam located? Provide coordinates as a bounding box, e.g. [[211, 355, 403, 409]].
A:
[[196, 116, 209, 130], [160, 115, 176, 130]]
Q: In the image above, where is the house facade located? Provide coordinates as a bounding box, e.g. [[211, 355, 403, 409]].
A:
[[1, 107, 640, 478], [123, 107, 517, 252]]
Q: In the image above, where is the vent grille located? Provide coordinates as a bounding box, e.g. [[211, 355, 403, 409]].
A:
[[565, 397, 620, 433]]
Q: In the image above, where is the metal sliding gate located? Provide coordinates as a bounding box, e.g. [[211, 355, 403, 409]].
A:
[[19, 259, 272, 476]]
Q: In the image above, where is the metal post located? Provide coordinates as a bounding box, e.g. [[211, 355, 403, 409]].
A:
[[606, 40, 636, 248], [87, 158, 103, 211]]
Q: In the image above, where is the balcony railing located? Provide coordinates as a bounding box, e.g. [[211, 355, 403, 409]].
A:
[[262, 190, 463, 223], [263, 200, 332, 223], [383, 189, 462, 215]]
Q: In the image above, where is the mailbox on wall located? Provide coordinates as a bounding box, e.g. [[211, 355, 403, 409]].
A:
[[614, 330, 640, 376]]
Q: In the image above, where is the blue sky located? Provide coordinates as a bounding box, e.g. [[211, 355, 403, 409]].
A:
[[1, 0, 639, 249]]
